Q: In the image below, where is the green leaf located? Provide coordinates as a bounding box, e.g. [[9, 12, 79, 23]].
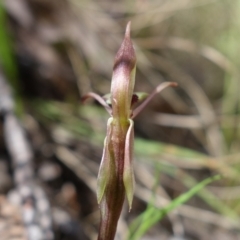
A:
[[128, 174, 222, 240]]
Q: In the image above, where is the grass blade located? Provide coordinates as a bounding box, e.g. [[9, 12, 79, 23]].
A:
[[128, 174, 221, 240]]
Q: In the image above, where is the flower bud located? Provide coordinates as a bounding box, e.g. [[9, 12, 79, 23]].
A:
[[111, 22, 137, 121]]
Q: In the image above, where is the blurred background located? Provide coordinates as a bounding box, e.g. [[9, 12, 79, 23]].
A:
[[1, 0, 240, 239]]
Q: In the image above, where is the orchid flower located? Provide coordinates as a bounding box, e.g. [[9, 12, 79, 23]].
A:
[[82, 22, 177, 240]]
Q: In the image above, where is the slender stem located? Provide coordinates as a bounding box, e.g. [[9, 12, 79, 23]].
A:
[[98, 119, 129, 240]]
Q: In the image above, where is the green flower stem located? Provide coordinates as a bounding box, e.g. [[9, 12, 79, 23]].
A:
[[98, 119, 129, 240]]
